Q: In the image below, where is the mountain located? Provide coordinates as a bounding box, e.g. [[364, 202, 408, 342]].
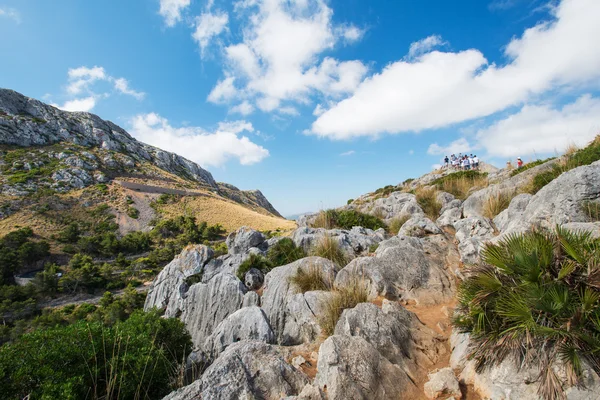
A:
[[0, 89, 291, 236]]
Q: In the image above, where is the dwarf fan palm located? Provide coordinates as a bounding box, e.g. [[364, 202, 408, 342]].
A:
[[454, 227, 600, 400]]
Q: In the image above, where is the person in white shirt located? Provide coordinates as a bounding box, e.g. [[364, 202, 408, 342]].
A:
[[473, 155, 479, 169]]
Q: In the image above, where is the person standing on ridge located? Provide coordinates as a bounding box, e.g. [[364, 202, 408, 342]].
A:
[[517, 157, 524, 168], [444, 155, 449, 169]]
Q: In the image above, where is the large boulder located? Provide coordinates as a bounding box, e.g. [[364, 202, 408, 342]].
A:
[[291, 226, 385, 259], [202, 306, 275, 359], [453, 216, 495, 265], [350, 192, 424, 222], [399, 215, 444, 237], [226, 226, 267, 255], [334, 235, 456, 305], [261, 257, 338, 344], [164, 340, 309, 400], [315, 335, 419, 400], [144, 245, 214, 314], [493, 193, 532, 232], [334, 301, 447, 379], [450, 331, 600, 400], [175, 273, 247, 348], [423, 368, 461, 399]]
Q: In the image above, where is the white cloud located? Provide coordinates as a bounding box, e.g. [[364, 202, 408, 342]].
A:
[[113, 78, 146, 100], [311, 0, 600, 139], [53, 97, 97, 112], [279, 106, 299, 116], [208, 76, 239, 103], [476, 95, 600, 157], [208, 0, 367, 113], [67, 66, 107, 95], [0, 8, 20, 23], [159, 0, 191, 27], [230, 101, 255, 115], [192, 11, 229, 55], [129, 113, 269, 167], [407, 35, 446, 59], [340, 150, 355, 156], [428, 137, 475, 155]]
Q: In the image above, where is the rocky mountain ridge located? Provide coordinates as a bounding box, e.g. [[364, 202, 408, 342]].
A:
[[148, 144, 600, 400]]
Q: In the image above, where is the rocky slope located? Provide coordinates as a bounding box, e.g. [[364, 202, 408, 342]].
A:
[[149, 149, 600, 400], [0, 88, 281, 218]]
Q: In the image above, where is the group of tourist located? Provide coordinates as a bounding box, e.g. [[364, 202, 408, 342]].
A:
[[444, 154, 479, 170]]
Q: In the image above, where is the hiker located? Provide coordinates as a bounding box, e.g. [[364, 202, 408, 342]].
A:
[[517, 157, 524, 168], [473, 155, 479, 170], [444, 155, 449, 169]]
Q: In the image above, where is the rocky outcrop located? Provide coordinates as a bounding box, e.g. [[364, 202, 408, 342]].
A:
[[164, 340, 309, 400], [261, 257, 338, 344], [453, 216, 495, 265], [315, 335, 419, 400], [226, 226, 267, 255], [349, 192, 424, 222], [218, 183, 283, 218], [335, 234, 456, 305], [423, 368, 461, 399], [291, 226, 385, 259]]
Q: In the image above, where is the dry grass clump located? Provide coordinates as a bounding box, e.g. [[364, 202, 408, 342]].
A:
[[372, 207, 386, 220], [289, 264, 332, 293], [312, 210, 334, 229], [311, 235, 348, 267], [319, 278, 370, 336], [440, 175, 488, 199], [388, 214, 410, 235], [414, 187, 442, 220], [482, 190, 514, 219], [581, 200, 600, 221]]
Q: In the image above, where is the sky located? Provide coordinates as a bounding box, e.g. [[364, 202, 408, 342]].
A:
[[1, 0, 599, 217]]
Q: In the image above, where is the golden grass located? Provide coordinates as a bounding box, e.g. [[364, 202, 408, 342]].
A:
[[159, 195, 296, 234], [318, 278, 370, 337], [388, 213, 410, 235], [414, 187, 442, 220], [438, 175, 489, 200], [482, 190, 514, 219], [288, 264, 332, 293], [312, 210, 334, 229], [311, 235, 348, 267]]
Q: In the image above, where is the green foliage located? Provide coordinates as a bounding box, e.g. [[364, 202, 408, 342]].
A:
[[0, 228, 49, 285], [127, 206, 140, 219], [0, 310, 192, 400], [211, 241, 228, 257], [581, 200, 600, 221], [312, 236, 347, 267], [368, 243, 379, 253], [288, 264, 331, 293], [402, 178, 414, 186], [347, 198, 354, 205], [266, 238, 306, 267], [528, 137, 600, 194], [509, 158, 554, 177], [415, 188, 442, 220], [152, 216, 225, 245], [58, 222, 81, 243], [431, 170, 489, 199], [319, 278, 369, 337], [236, 253, 273, 281], [454, 228, 600, 399], [312, 209, 386, 231], [373, 184, 398, 198], [387, 214, 410, 235]]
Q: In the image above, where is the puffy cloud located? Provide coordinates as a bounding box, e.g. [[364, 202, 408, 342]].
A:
[[192, 11, 229, 55], [113, 78, 145, 100], [207, 0, 367, 113], [476, 95, 600, 157], [159, 0, 191, 27], [230, 101, 255, 115], [0, 8, 20, 23], [428, 138, 475, 155], [67, 66, 107, 95], [53, 97, 97, 112], [129, 113, 269, 167], [311, 0, 600, 139], [407, 35, 446, 59]]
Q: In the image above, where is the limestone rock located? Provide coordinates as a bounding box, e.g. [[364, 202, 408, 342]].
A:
[[203, 306, 275, 359], [164, 340, 309, 400], [493, 193, 533, 233], [315, 335, 418, 400], [226, 226, 267, 255], [453, 216, 495, 264], [291, 226, 385, 259], [242, 291, 260, 307], [350, 192, 424, 221], [399, 215, 444, 237], [244, 267, 264, 290], [423, 368, 461, 399]]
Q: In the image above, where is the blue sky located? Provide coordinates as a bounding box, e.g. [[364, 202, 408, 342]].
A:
[[1, 0, 599, 216]]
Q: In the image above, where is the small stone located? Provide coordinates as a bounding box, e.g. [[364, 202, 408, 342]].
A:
[[244, 267, 264, 290], [423, 367, 461, 399], [292, 355, 306, 369]]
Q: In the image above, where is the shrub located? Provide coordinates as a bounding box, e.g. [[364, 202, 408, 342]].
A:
[[432, 170, 489, 199], [312, 209, 386, 231], [388, 214, 410, 235], [236, 254, 273, 281], [319, 278, 370, 337], [312, 236, 347, 267], [288, 264, 331, 293], [347, 199, 354, 205], [368, 243, 379, 253], [415, 187, 442, 220], [58, 222, 81, 243], [0, 310, 192, 400], [127, 206, 139, 219], [453, 228, 600, 400], [267, 238, 306, 267], [402, 178, 414, 186], [211, 241, 228, 257], [482, 190, 514, 219]]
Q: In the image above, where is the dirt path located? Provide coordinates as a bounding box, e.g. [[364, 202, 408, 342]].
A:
[[41, 284, 149, 309]]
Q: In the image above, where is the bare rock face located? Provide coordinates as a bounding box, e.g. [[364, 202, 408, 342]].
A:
[[493, 193, 533, 232], [226, 226, 267, 255], [315, 335, 419, 400], [349, 191, 424, 222], [202, 306, 275, 359], [291, 226, 385, 259], [144, 245, 214, 314], [453, 216, 495, 265], [335, 234, 455, 305], [261, 257, 338, 344], [175, 273, 247, 348], [423, 368, 461, 399], [399, 215, 444, 237], [334, 301, 447, 379], [164, 340, 309, 400]]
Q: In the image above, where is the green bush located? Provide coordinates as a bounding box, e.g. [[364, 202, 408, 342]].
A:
[[347, 199, 354, 205], [267, 238, 306, 267], [236, 254, 273, 281], [312, 209, 386, 231], [0, 310, 192, 400], [0, 228, 50, 285], [288, 264, 330, 293], [312, 236, 347, 267], [454, 228, 600, 399], [127, 206, 140, 219]]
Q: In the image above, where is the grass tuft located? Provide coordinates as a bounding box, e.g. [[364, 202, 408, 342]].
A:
[[432, 170, 489, 200], [388, 214, 410, 235], [288, 264, 331, 293], [415, 187, 442, 220], [581, 200, 600, 221], [482, 191, 514, 219], [312, 235, 347, 267], [318, 278, 370, 337]]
